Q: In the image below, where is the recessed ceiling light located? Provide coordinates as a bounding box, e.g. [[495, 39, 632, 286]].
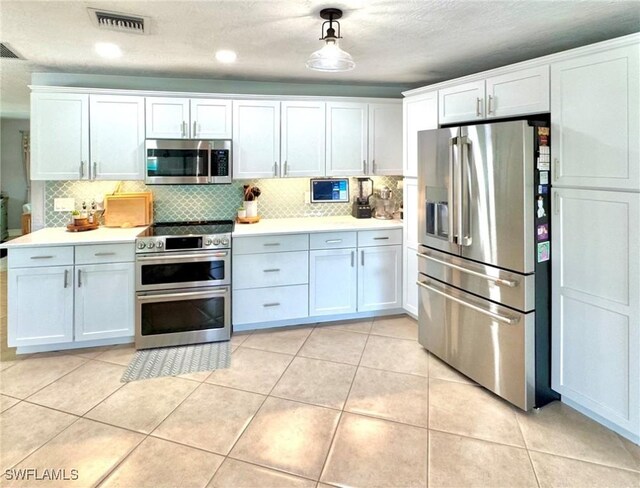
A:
[[95, 42, 122, 59], [215, 50, 237, 63]]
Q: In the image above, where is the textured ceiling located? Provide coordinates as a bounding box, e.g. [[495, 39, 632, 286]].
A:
[[1, 0, 639, 117]]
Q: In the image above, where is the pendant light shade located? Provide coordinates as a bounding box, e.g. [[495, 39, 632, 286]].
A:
[[306, 8, 355, 72]]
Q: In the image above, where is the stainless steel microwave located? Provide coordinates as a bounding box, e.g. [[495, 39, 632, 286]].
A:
[[145, 139, 232, 185]]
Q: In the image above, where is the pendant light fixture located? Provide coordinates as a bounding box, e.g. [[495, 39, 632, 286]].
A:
[[306, 8, 355, 72]]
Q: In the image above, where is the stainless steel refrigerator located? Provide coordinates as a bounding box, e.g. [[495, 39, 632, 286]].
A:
[[417, 119, 559, 410]]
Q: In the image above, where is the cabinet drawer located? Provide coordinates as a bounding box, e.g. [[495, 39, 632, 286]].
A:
[[232, 285, 309, 325], [309, 231, 356, 250], [75, 243, 135, 264], [358, 229, 402, 247], [233, 234, 309, 254], [233, 251, 308, 290], [8, 246, 74, 268]]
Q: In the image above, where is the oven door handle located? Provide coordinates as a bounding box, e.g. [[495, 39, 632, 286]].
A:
[[137, 252, 228, 261], [137, 289, 228, 302]]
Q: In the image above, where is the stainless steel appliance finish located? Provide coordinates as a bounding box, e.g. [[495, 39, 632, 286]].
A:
[[418, 122, 534, 274], [417, 275, 535, 410], [145, 139, 232, 185], [135, 220, 233, 349], [417, 119, 556, 411]]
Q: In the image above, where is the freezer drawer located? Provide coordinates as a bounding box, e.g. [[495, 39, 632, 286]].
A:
[[417, 274, 535, 410], [417, 246, 534, 312]]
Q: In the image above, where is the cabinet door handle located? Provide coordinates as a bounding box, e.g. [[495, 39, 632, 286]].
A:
[[94, 252, 116, 256], [77, 269, 82, 288], [92, 162, 97, 180], [80, 161, 85, 179], [554, 191, 560, 215], [372, 159, 376, 174], [284, 160, 288, 176], [362, 159, 366, 174], [181, 121, 187, 138], [361, 250, 365, 266], [263, 268, 280, 273], [263, 302, 280, 308], [30, 255, 53, 260], [554, 158, 560, 181], [63, 269, 69, 288], [193, 120, 197, 137], [351, 250, 355, 267], [274, 161, 278, 177], [488, 95, 493, 114], [476, 98, 482, 117]]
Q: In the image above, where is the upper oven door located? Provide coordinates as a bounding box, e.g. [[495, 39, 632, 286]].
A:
[[136, 250, 230, 291], [146, 139, 211, 185]]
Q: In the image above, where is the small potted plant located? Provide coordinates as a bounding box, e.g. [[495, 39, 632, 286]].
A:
[[72, 210, 88, 226], [243, 185, 261, 218]]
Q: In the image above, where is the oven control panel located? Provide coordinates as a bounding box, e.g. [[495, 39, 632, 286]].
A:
[[136, 234, 231, 253]]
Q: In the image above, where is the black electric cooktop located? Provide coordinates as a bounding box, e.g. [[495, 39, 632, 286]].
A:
[[139, 220, 234, 237]]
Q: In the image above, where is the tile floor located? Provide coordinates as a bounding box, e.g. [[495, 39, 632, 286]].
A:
[[1, 284, 639, 487]]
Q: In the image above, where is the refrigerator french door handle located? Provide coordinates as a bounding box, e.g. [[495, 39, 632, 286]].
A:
[[416, 280, 519, 325], [416, 252, 518, 287], [459, 136, 472, 246], [448, 137, 457, 244]]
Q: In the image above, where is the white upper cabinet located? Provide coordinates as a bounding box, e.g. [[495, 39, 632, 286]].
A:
[[281, 101, 326, 177], [552, 187, 639, 436], [368, 103, 402, 175], [232, 100, 281, 179], [31, 92, 89, 180], [145, 97, 191, 138], [326, 102, 368, 176], [190, 99, 232, 139], [485, 66, 550, 118], [403, 91, 438, 177], [551, 44, 640, 191], [89, 95, 145, 180], [438, 80, 485, 125]]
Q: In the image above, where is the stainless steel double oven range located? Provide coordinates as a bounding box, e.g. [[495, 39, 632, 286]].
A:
[[135, 221, 233, 349]]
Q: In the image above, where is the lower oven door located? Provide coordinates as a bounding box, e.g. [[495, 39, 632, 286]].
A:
[[136, 251, 229, 291], [136, 286, 230, 349], [417, 274, 535, 410]]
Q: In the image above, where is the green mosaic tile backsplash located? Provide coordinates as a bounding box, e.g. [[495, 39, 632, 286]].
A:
[[45, 177, 403, 227]]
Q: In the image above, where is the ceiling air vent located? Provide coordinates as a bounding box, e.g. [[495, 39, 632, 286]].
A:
[[0, 43, 22, 59], [88, 8, 148, 35]]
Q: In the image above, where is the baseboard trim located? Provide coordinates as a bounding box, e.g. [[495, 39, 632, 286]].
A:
[[16, 336, 133, 355]]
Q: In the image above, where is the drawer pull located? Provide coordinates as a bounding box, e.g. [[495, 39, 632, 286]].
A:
[[373, 237, 389, 240], [94, 252, 116, 257], [263, 302, 280, 308], [416, 252, 517, 288], [263, 243, 281, 247], [325, 239, 343, 244], [30, 255, 54, 260], [416, 280, 518, 325], [263, 268, 280, 273]]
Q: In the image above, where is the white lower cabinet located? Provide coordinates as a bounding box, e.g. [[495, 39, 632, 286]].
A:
[[7, 244, 135, 349], [309, 248, 357, 316], [75, 263, 135, 341], [552, 187, 639, 439], [358, 245, 403, 312], [8, 266, 74, 347]]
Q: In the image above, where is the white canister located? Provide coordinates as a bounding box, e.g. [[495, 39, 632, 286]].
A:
[[237, 208, 247, 219], [244, 200, 258, 218]]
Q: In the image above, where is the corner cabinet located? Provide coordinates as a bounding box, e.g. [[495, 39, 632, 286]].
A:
[[31, 92, 89, 180], [232, 100, 281, 179], [326, 102, 368, 176], [551, 44, 640, 191], [552, 187, 639, 439], [403, 91, 438, 177], [31, 92, 145, 181]]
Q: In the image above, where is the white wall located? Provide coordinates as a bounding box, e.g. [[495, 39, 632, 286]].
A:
[[0, 118, 29, 230]]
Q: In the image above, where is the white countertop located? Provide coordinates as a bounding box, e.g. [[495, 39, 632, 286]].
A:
[[0, 226, 147, 248], [232, 215, 403, 237]]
